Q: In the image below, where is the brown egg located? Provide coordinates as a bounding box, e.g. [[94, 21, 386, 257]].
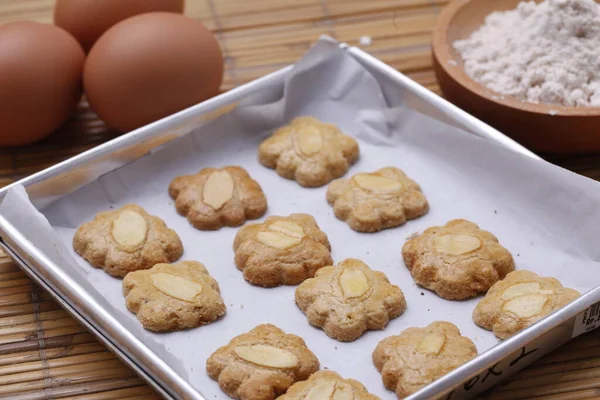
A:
[[84, 12, 224, 132], [54, 0, 184, 52], [0, 22, 85, 147]]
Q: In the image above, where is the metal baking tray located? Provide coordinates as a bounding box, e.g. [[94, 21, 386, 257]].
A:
[[1, 37, 599, 400]]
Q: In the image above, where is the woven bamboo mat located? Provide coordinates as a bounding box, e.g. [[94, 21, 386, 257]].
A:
[[1, 0, 600, 399]]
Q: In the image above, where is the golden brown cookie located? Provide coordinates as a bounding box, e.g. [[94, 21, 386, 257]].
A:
[[295, 258, 406, 342], [233, 213, 333, 287], [373, 321, 477, 399], [169, 166, 267, 230], [473, 270, 580, 339], [258, 117, 359, 187], [326, 167, 428, 233], [402, 219, 515, 300], [73, 204, 183, 278], [206, 324, 320, 400], [122, 261, 226, 332], [279, 370, 380, 400]]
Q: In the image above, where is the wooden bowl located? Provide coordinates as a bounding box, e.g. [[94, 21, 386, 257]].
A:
[[432, 0, 600, 154]]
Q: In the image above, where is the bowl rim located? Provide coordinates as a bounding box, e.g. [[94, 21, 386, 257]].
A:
[[432, 0, 600, 117]]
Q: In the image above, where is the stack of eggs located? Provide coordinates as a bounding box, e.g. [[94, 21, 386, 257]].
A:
[[0, 0, 224, 146]]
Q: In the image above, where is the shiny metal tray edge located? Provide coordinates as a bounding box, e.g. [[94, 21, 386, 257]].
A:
[[0, 239, 175, 400], [0, 39, 593, 400]]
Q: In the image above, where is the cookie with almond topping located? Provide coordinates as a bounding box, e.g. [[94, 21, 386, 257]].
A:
[[169, 166, 267, 230], [206, 324, 319, 400], [402, 219, 515, 300], [73, 204, 183, 278], [327, 167, 428, 233], [295, 258, 406, 342], [373, 321, 476, 399], [233, 213, 332, 287], [280, 370, 380, 400], [123, 261, 225, 332], [258, 117, 359, 187], [473, 270, 580, 339]]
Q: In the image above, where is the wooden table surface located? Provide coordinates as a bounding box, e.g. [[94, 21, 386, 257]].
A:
[[1, 1, 600, 399]]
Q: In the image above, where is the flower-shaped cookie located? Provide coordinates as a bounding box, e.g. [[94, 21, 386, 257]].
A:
[[279, 370, 380, 400], [206, 324, 320, 400], [169, 166, 267, 230], [402, 219, 515, 300], [233, 213, 333, 287], [327, 167, 429, 233], [258, 117, 359, 187], [473, 270, 580, 339], [123, 261, 226, 332], [373, 321, 477, 399], [295, 258, 406, 342], [73, 204, 183, 278]]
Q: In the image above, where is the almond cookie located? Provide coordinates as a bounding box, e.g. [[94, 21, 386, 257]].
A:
[[279, 370, 380, 400], [473, 270, 580, 339], [73, 204, 183, 278], [327, 167, 428, 233], [295, 258, 406, 342], [402, 219, 515, 300], [373, 321, 477, 399], [233, 213, 333, 287], [258, 117, 359, 187], [123, 261, 225, 332], [206, 323, 320, 400], [169, 166, 267, 230]]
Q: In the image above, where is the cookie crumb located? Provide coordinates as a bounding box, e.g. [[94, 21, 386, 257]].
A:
[[494, 210, 497, 214], [421, 292, 425, 296]]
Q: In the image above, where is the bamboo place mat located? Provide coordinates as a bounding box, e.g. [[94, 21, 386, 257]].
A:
[[2, 1, 600, 399]]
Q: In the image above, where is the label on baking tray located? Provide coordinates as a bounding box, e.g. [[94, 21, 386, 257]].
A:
[[573, 302, 600, 337]]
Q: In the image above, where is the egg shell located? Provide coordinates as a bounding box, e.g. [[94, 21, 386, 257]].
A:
[[84, 12, 224, 132], [54, 0, 184, 52], [0, 22, 85, 146]]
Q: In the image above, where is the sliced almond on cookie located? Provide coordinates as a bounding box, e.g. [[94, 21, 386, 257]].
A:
[[432, 234, 482, 255], [305, 381, 336, 400], [268, 220, 305, 238], [234, 345, 298, 368], [339, 269, 370, 299], [502, 294, 548, 318], [257, 231, 303, 249], [112, 210, 147, 252], [501, 282, 553, 300], [332, 386, 355, 400], [295, 128, 323, 156], [417, 333, 446, 355], [354, 174, 402, 193], [203, 170, 234, 210], [256, 220, 306, 249], [151, 273, 203, 302]]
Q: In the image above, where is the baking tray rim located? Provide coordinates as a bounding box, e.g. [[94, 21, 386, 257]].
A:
[[1, 40, 588, 400]]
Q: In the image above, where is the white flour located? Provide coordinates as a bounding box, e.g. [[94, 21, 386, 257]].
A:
[[453, 0, 600, 107]]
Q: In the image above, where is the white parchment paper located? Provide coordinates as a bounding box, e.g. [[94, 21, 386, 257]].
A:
[[3, 39, 600, 399]]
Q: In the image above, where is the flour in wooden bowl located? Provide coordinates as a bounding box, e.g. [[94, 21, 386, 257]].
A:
[[453, 0, 600, 107]]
